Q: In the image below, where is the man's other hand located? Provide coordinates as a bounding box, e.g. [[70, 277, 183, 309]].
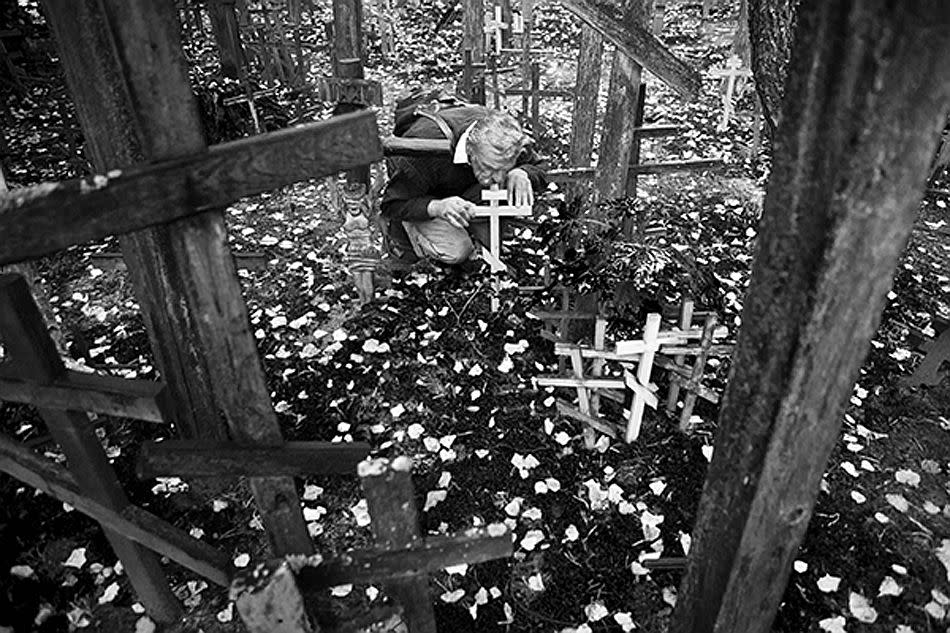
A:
[[506, 168, 534, 207], [429, 197, 474, 229]]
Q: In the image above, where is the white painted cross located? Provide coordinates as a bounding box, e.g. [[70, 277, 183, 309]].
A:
[[623, 312, 661, 442], [708, 55, 752, 132], [472, 185, 531, 310], [485, 6, 509, 55]]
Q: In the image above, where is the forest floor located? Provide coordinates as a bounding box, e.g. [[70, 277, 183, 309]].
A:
[[2, 1, 949, 632]]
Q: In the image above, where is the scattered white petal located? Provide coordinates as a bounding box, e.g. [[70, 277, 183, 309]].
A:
[[233, 553, 250, 568], [793, 560, 808, 573], [874, 512, 890, 524], [701, 445, 714, 461], [424, 490, 448, 511], [497, 355, 514, 373], [390, 403, 406, 419], [10, 565, 34, 578], [351, 499, 371, 527], [564, 525, 579, 542], [818, 616, 846, 633], [895, 469, 921, 487], [891, 564, 907, 575], [649, 480, 667, 495], [585, 601, 608, 622], [97, 582, 120, 604], [886, 494, 910, 513], [840, 462, 859, 477], [527, 574, 545, 592], [850, 490, 866, 504], [504, 498, 523, 517], [522, 507, 543, 521], [848, 592, 877, 623], [445, 563, 468, 575], [680, 532, 692, 556], [215, 603, 233, 623], [437, 472, 452, 488], [212, 499, 229, 512], [330, 584, 353, 597], [134, 617, 156, 633], [554, 431, 572, 445], [303, 485, 323, 501], [441, 589, 465, 603], [662, 586, 677, 607], [545, 477, 561, 492], [614, 612, 635, 632], [64, 548, 87, 569], [817, 574, 841, 593], [520, 530, 545, 551], [877, 576, 902, 597]]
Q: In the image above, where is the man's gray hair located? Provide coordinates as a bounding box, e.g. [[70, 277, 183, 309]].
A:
[[467, 110, 531, 162]]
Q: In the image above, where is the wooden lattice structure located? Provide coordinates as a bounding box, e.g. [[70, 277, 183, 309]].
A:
[[536, 299, 732, 443]]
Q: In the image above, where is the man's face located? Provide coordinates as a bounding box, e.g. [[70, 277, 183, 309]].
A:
[[470, 146, 517, 187]]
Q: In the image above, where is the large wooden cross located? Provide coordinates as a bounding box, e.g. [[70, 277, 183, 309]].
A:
[[485, 5, 509, 55], [472, 185, 532, 311]]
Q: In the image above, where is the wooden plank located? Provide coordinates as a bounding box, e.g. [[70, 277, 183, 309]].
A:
[[624, 312, 660, 442], [569, 25, 604, 169], [630, 157, 725, 175], [904, 325, 950, 386], [0, 112, 383, 267], [678, 314, 717, 429], [556, 399, 620, 439], [670, 3, 950, 632], [0, 370, 169, 423], [595, 0, 644, 202], [665, 299, 694, 414], [360, 457, 437, 633], [137, 440, 372, 478], [560, 0, 701, 99], [536, 376, 627, 389], [0, 275, 182, 621], [634, 123, 684, 138], [0, 433, 231, 587], [295, 525, 512, 590]]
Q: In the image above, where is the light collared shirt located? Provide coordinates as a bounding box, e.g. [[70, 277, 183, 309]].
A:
[[453, 122, 478, 165]]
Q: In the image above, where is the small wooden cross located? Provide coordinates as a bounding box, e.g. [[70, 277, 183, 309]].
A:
[[484, 5, 509, 55], [472, 185, 532, 311], [708, 55, 752, 132]]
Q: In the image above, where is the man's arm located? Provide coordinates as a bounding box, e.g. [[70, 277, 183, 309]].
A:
[[380, 157, 437, 222], [514, 146, 548, 191]]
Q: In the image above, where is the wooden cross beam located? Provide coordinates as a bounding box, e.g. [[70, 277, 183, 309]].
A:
[[624, 312, 661, 442], [0, 111, 382, 267], [0, 432, 231, 588], [708, 55, 753, 132], [559, 0, 701, 99], [473, 186, 533, 311], [676, 314, 719, 430], [665, 297, 694, 415], [137, 440, 372, 478], [0, 274, 182, 620], [485, 5, 509, 54]]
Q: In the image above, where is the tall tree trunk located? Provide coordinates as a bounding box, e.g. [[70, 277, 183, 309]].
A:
[[748, 0, 799, 135], [671, 2, 950, 632]]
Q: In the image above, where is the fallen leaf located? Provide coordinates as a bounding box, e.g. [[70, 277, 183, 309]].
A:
[[527, 574, 545, 591], [885, 494, 909, 512], [423, 490, 448, 511], [63, 548, 87, 569], [613, 612, 635, 632], [233, 553, 250, 568], [97, 582, 119, 604], [330, 584, 353, 597], [877, 576, 902, 597], [441, 589, 465, 603], [848, 592, 877, 623], [585, 601, 608, 622], [818, 616, 846, 633], [520, 530, 545, 551], [895, 469, 921, 487], [817, 574, 841, 593]]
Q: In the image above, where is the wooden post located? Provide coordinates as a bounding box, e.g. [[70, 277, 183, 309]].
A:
[[624, 312, 660, 442], [360, 457, 437, 633], [621, 82, 647, 237], [0, 275, 181, 622], [677, 314, 716, 430], [651, 0, 665, 33], [670, 3, 950, 632], [207, 0, 245, 79], [593, 0, 646, 202], [463, 0, 486, 105], [520, 0, 532, 120], [42, 0, 313, 556], [567, 24, 604, 205], [664, 298, 694, 415]]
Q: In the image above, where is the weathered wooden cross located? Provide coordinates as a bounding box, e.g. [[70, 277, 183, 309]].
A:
[[708, 55, 753, 132], [472, 185, 532, 311], [485, 5, 509, 55], [231, 457, 513, 633]]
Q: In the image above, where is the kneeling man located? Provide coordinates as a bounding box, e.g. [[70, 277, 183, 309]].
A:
[[381, 106, 546, 265]]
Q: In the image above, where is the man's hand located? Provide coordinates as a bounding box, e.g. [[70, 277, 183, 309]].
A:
[[506, 168, 534, 207], [428, 197, 474, 229]]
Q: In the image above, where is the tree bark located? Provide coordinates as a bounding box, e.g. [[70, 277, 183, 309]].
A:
[[747, 0, 798, 135], [671, 2, 950, 632]]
